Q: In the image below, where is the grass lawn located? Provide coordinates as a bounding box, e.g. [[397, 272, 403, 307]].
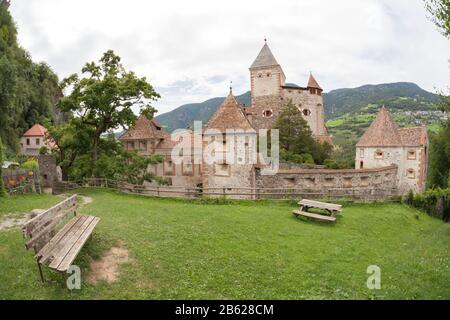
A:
[[0, 188, 449, 300]]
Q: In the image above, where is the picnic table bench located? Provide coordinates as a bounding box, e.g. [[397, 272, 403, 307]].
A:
[[293, 199, 343, 223], [22, 195, 100, 282]]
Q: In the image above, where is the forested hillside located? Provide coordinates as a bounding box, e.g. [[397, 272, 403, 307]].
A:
[[156, 82, 439, 132], [0, 4, 62, 152]]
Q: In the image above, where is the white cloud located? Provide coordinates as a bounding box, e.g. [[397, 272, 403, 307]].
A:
[[9, 0, 450, 115]]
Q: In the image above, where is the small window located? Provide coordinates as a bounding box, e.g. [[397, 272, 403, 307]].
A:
[[407, 150, 416, 160], [375, 150, 384, 160], [258, 73, 263, 78], [263, 110, 273, 118], [407, 169, 416, 179], [140, 141, 147, 151], [36, 138, 40, 146], [360, 161, 364, 169], [360, 149, 365, 158], [26, 139, 30, 146], [164, 161, 174, 176], [214, 163, 230, 177], [266, 73, 271, 77], [303, 109, 311, 117]]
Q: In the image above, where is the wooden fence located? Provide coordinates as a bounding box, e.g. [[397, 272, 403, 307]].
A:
[[53, 178, 400, 202]]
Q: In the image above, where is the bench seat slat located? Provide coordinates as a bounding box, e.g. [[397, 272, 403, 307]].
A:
[[56, 217, 100, 272], [293, 210, 337, 222], [47, 216, 95, 269], [36, 215, 84, 263], [39, 215, 90, 265]]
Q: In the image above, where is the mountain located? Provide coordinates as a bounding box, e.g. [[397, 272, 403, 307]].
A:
[[156, 92, 251, 132], [156, 82, 439, 132], [324, 82, 439, 118]]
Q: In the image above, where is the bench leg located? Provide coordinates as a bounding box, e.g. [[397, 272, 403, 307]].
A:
[[37, 262, 45, 283]]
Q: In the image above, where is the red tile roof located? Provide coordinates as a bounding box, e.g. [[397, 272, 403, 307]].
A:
[[206, 93, 255, 132], [23, 124, 48, 137], [357, 107, 427, 147], [307, 73, 322, 90], [120, 115, 166, 141]]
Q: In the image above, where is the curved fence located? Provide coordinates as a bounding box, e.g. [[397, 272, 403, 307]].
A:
[[53, 178, 399, 202]]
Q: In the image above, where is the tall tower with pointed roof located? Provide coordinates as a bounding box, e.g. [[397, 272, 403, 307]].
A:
[[248, 41, 332, 144]]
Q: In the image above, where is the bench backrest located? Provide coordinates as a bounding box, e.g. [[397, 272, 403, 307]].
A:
[[23, 195, 78, 253], [299, 199, 342, 211]]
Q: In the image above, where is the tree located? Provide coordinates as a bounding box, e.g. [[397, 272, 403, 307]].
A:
[[274, 100, 331, 164], [425, 0, 450, 38], [0, 5, 61, 152], [0, 137, 6, 196], [59, 50, 160, 164], [428, 118, 450, 189]]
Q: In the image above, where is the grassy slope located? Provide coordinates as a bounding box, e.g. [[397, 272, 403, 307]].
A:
[[0, 189, 449, 300], [0, 193, 62, 219]]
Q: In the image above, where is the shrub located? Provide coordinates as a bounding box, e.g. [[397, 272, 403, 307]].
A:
[[324, 159, 340, 169], [21, 159, 39, 172], [404, 188, 450, 222]]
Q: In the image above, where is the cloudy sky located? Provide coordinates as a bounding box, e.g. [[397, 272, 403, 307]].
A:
[[9, 0, 450, 116]]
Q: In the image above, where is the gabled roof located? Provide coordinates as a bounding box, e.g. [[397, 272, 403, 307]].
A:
[[206, 93, 255, 132], [398, 127, 427, 147], [356, 107, 403, 147], [307, 73, 322, 90], [23, 124, 47, 137], [250, 43, 280, 69], [120, 115, 166, 141]]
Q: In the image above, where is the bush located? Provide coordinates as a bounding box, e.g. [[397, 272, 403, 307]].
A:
[[21, 159, 39, 172], [404, 188, 450, 222], [324, 159, 340, 169]]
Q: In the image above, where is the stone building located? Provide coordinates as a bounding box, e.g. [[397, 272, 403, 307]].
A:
[[119, 115, 202, 187], [355, 107, 428, 193], [247, 42, 332, 144], [20, 124, 55, 156], [202, 92, 257, 198]]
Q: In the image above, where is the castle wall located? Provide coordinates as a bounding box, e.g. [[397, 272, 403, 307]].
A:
[[250, 95, 284, 131], [250, 66, 285, 98], [256, 165, 398, 200], [281, 88, 327, 136]]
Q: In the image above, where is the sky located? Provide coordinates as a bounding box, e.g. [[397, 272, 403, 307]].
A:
[[9, 0, 450, 116]]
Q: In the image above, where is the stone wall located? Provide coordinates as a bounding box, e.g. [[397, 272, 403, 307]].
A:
[[281, 88, 327, 136], [38, 155, 58, 188], [256, 165, 399, 200]]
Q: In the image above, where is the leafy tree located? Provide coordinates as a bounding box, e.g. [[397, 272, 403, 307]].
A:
[[0, 137, 6, 196], [428, 120, 450, 188], [59, 50, 160, 163], [274, 100, 331, 164], [425, 0, 450, 38], [0, 5, 61, 152]]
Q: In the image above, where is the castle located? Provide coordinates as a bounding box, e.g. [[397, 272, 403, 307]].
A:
[[119, 42, 428, 199]]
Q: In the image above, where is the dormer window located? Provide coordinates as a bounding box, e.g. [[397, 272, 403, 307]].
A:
[[375, 150, 384, 160], [263, 110, 273, 118]]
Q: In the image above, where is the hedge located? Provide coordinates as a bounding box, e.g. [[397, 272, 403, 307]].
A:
[[405, 188, 450, 222]]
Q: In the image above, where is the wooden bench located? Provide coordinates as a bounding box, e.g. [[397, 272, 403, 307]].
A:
[[293, 199, 343, 223], [22, 195, 100, 282]]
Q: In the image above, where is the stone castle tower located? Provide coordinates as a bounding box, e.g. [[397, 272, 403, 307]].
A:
[[248, 41, 332, 144]]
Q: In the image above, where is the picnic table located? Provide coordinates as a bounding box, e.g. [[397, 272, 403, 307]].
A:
[[293, 199, 342, 223]]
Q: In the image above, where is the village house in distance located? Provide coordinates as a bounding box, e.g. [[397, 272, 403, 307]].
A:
[[119, 41, 428, 198], [20, 124, 54, 156]]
